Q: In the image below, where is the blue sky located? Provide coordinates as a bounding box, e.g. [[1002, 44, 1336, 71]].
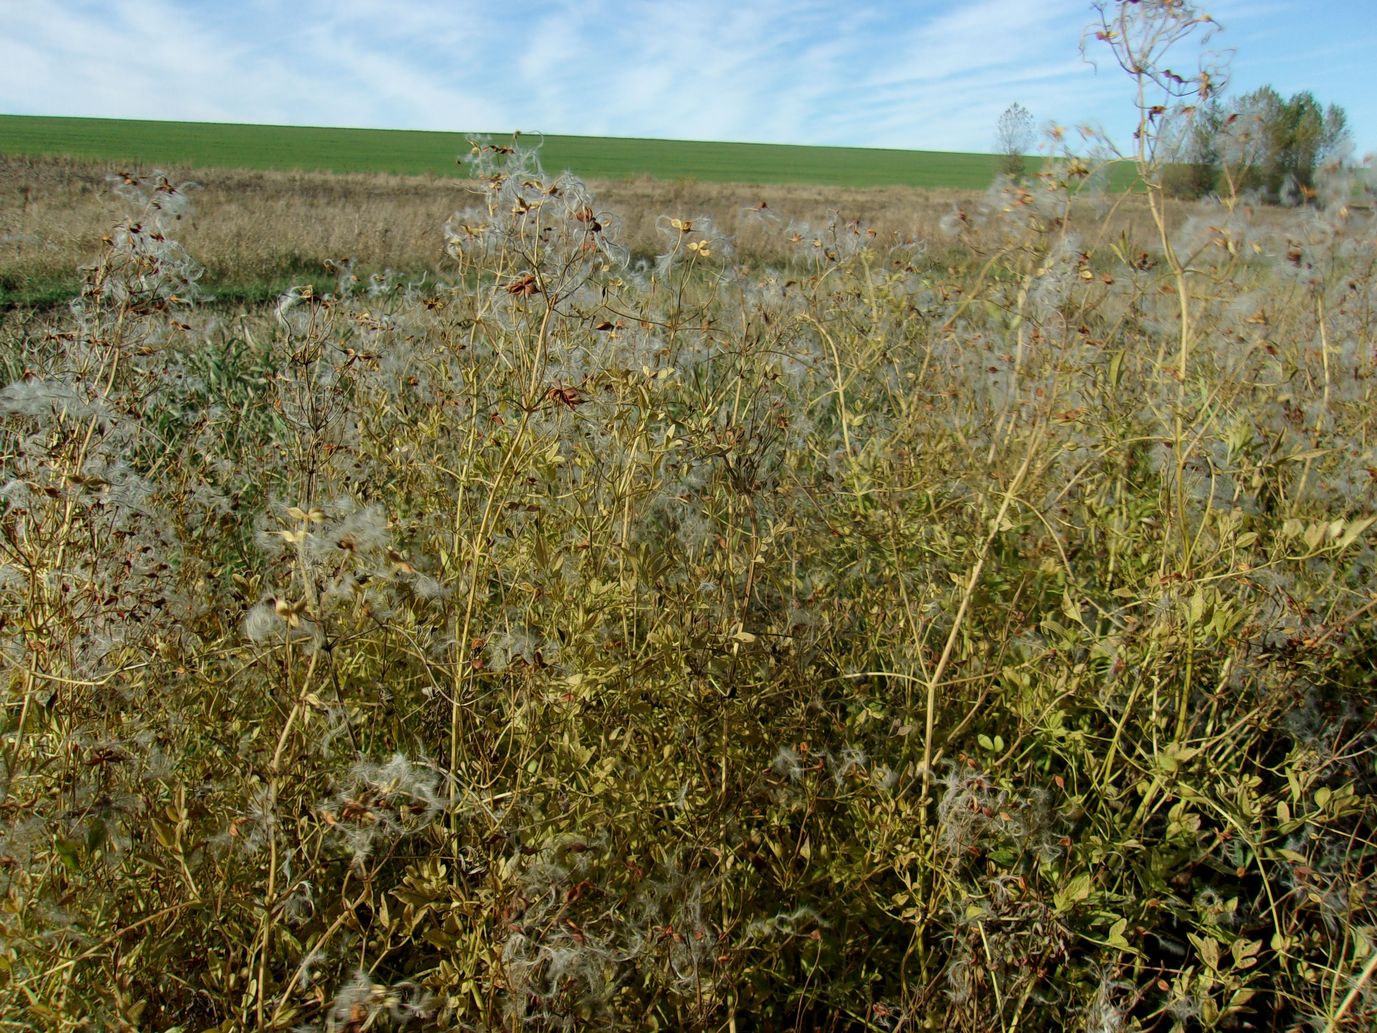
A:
[[2, 1, 1373, 158]]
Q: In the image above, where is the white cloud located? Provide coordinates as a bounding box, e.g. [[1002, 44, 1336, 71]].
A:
[[1, 0, 1371, 154]]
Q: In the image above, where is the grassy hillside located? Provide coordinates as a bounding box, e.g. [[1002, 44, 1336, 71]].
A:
[[0, 113, 1011, 188]]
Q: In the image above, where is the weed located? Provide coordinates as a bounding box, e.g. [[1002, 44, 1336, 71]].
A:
[[3, 8, 1377, 1030]]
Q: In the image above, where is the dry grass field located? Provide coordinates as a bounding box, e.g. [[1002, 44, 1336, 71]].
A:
[[3, 153, 1184, 309], [3, 17, 1377, 1026]]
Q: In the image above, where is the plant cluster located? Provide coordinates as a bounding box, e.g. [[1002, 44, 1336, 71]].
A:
[[996, 103, 1035, 181], [3, 6, 1376, 1031], [1162, 88, 1352, 203]]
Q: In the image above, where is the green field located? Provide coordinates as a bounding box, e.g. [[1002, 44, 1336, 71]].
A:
[[0, 113, 1013, 188]]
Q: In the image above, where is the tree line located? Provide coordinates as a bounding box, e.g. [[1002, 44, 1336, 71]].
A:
[[1164, 86, 1351, 202], [995, 87, 1352, 204]]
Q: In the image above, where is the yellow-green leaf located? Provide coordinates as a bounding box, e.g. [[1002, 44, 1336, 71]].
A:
[[1053, 872, 1092, 913]]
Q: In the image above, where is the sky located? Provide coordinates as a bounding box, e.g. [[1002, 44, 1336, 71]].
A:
[[2, 0, 1374, 159]]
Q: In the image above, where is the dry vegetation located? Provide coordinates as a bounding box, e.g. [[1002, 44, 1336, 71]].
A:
[[2, 152, 1202, 302], [3, 136, 1375, 1031], [3, 9, 1377, 1032]]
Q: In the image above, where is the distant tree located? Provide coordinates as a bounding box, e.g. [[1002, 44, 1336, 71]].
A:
[[1318, 104, 1352, 164], [1220, 86, 1351, 202], [995, 102, 1034, 179], [1162, 99, 1225, 199]]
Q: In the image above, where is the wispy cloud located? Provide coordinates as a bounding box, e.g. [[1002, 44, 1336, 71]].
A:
[[1, 0, 1372, 155]]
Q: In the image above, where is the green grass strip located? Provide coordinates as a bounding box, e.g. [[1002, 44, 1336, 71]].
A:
[[2, 114, 1015, 189]]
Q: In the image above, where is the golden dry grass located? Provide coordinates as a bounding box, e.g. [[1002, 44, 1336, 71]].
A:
[[1, 152, 1259, 300]]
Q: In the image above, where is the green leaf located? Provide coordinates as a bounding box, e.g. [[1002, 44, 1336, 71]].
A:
[[54, 837, 82, 873], [1107, 916, 1132, 950], [1231, 937, 1262, 971], [1303, 521, 1329, 551], [1186, 588, 1208, 626], [1284, 447, 1331, 463], [1189, 932, 1221, 972], [1336, 515, 1376, 550], [1155, 742, 1199, 774], [1053, 872, 1092, 913], [1061, 588, 1084, 627]]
